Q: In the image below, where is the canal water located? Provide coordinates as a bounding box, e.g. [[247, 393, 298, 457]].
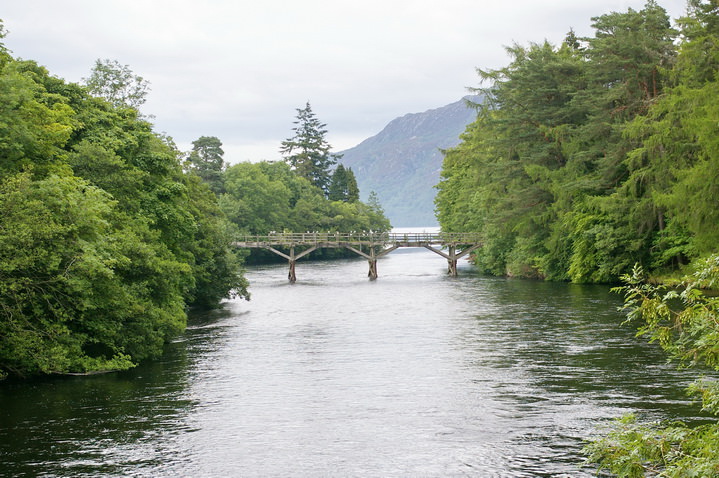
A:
[[0, 248, 708, 477]]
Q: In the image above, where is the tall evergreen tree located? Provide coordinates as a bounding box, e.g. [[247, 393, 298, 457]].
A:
[[280, 102, 340, 195], [184, 135, 226, 195], [328, 164, 360, 202], [346, 167, 360, 202]]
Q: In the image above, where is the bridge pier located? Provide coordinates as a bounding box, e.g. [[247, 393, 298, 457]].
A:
[[286, 247, 298, 283], [368, 259, 378, 280], [344, 244, 398, 280], [368, 248, 378, 280], [288, 258, 297, 283], [447, 246, 458, 276], [424, 243, 481, 277], [262, 245, 317, 283]]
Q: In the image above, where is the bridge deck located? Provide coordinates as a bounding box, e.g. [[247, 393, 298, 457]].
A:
[[232, 232, 482, 282], [233, 232, 481, 248]]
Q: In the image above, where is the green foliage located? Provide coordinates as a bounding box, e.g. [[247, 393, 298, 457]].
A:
[[83, 59, 150, 110], [584, 256, 719, 475], [183, 135, 226, 195], [221, 161, 390, 237], [0, 40, 247, 378], [584, 414, 719, 477], [435, 0, 718, 283], [0, 173, 162, 375], [438, 38, 593, 278], [328, 164, 359, 202], [0, 60, 76, 176], [280, 102, 340, 194], [221, 161, 294, 234], [181, 173, 249, 308], [366, 191, 389, 229], [617, 258, 719, 370], [585, 0, 676, 120]]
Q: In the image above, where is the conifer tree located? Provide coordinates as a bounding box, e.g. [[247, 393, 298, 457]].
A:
[[328, 164, 360, 202], [280, 102, 340, 195], [347, 168, 360, 202]]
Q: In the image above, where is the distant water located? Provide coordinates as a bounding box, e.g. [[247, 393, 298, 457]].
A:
[[0, 248, 707, 477]]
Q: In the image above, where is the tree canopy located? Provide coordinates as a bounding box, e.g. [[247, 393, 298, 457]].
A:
[[0, 41, 247, 379], [83, 58, 151, 110], [183, 135, 226, 195], [328, 164, 360, 202], [435, 0, 716, 284], [220, 160, 390, 237]]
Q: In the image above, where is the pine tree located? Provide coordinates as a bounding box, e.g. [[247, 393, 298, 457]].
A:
[[280, 102, 340, 195], [328, 164, 360, 202], [347, 168, 360, 202]]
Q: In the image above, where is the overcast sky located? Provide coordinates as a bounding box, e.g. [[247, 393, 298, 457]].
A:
[[3, 0, 688, 163]]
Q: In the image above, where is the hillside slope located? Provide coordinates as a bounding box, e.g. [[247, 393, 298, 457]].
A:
[[338, 97, 478, 227]]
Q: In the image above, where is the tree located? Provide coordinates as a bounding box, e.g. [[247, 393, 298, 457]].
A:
[[438, 39, 589, 278], [365, 191, 392, 231], [328, 164, 360, 202], [0, 172, 187, 377], [221, 162, 293, 234], [346, 168, 359, 202], [0, 60, 75, 177], [435, 1, 680, 282], [585, 1, 676, 118], [220, 160, 391, 239], [184, 135, 226, 195], [584, 257, 719, 475], [83, 59, 150, 110], [0, 20, 9, 60], [618, 0, 719, 264], [183, 174, 249, 308], [0, 39, 248, 378], [280, 102, 340, 194]]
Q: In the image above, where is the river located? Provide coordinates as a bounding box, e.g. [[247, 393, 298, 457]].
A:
[[0, 247, 708, 477]]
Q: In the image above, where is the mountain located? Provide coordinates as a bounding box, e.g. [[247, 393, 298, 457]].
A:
[[338, 96, 479, 227]]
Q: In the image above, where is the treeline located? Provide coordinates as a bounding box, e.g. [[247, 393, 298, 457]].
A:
[[435, 0, 718, 283], [0, 28, 388, 378], [186, 104, 390, 237], [184, 105, 392, 263], [221, 161, 388, 235], [0, 28, 249, 378]]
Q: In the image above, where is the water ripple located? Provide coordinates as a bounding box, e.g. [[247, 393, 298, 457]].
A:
[[1, 250, 713, 477]]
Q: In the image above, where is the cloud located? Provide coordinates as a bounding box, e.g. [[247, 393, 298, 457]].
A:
[[2, 0, 688, 162]]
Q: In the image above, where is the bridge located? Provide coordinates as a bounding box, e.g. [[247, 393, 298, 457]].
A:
[[233, 232, 482, 282]]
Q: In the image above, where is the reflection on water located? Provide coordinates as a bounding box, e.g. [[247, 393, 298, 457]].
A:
[[0, 250, 709, 477]]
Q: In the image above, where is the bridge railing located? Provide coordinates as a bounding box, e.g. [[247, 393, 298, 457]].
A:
[[233, 231, 482, 246]]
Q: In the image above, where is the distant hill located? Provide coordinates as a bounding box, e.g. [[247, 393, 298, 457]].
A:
[[338, 96, 479, 227]]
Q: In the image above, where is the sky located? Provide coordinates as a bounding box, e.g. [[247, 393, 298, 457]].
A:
[[2, 0, 688, 163]]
